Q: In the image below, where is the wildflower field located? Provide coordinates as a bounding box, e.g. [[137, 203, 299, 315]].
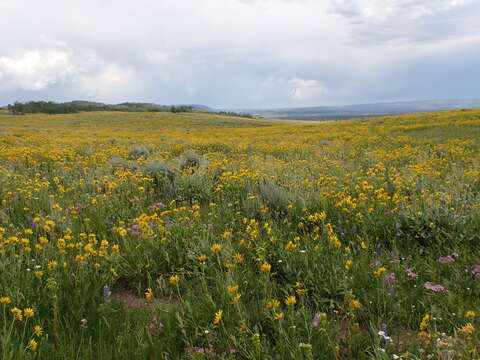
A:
[[0, 109, 479, 359]]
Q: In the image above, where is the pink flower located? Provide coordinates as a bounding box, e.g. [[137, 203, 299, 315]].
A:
[[439, 256, 454, 264], [383, 273, 396, 285], [471, 265, 480, 277], [311, 312, 321, 328], [406, 268, 417, 278], [424, 282, 445, 292]]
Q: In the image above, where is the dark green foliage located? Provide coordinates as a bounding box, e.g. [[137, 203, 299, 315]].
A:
[[7, 101, 196, 115], [8, 101, 79, 115]]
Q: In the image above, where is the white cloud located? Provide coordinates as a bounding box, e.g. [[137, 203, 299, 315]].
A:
[[75, 62, 141, 102], [0, 50, 77, 91], [289, 78, 325, 101], [329, 0, 475, 21]]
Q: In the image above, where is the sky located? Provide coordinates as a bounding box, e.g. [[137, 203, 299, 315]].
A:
[[0, 0, 479, 109]]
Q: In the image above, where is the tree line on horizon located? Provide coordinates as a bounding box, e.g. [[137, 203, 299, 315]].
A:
[[5, 101, 196, 115], [4, 101, 254, 118]]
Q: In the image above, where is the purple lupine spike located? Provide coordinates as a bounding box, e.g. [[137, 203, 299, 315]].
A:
[[374, 243, 382, 257], [103, 285, 111, 303]]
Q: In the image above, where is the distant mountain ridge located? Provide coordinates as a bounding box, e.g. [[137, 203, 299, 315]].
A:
[[242, 99, 480, 121]]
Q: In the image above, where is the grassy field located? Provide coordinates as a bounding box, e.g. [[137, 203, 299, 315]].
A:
[[0, 110, 479, 359]]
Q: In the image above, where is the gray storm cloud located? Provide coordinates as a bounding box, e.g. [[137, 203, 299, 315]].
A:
[[0, 0, 479, 108]]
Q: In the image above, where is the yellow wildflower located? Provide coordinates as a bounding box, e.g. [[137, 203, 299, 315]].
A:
[[267, 299, 280, 309], [24, 308, 34, 318], [349, 299, 362, 310], [285, 296, 297, 306], [373, 267, 387, 278], [145, 288, 154, 302], [285, 241, 297, 250], [419, 314, 430, 331], [344, 260, 353, 270], [28, 339, 38, 351], [260, 263, 271, 273], [233, 253, 244, 263], [459, 323, 475, 336], [213, 310, 223, 324], [296, 288, 308, 295], [465, 311, 476, 318], [168, 275, 179, 285], [39, 236, 48, 244], [227, 285, 239, 293], [210, 243, 222, 253], [11, 307, 23, 321], [47, 260, 58, 270], [273, 312, 284, 320], [34, 325, 43, 337]]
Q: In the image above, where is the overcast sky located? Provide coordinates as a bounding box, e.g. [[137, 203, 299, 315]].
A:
[[0, 0, 479, 108]]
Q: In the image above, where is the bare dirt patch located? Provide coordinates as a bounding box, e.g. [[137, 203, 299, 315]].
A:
[[114, 289, 177, 311]]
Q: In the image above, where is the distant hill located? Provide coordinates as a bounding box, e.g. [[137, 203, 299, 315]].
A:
[[179, 104, 214, 111], [244, 99, 480, 121]]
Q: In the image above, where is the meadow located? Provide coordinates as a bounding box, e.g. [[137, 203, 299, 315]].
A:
[[0, 109, 479, 359]]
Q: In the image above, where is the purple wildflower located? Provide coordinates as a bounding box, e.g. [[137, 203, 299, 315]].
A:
[[147, 315, 164, 329], [103, 285, 111, 303], [438, 256, 454, 264], [374, 243, 382, 257], [406, 268, 417, 278], [72, 203, 83, 212], [424, 282, 445, 292], [471, 265, 480, 277], [383, 273, 396, 285], [311, 312, 321, 328]]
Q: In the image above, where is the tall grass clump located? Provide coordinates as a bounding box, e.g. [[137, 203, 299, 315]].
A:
[[178, 150, 206, 170], [144, 160, 177, 198], [258, 180, 291, 216], [128, 145, 150, 159]]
